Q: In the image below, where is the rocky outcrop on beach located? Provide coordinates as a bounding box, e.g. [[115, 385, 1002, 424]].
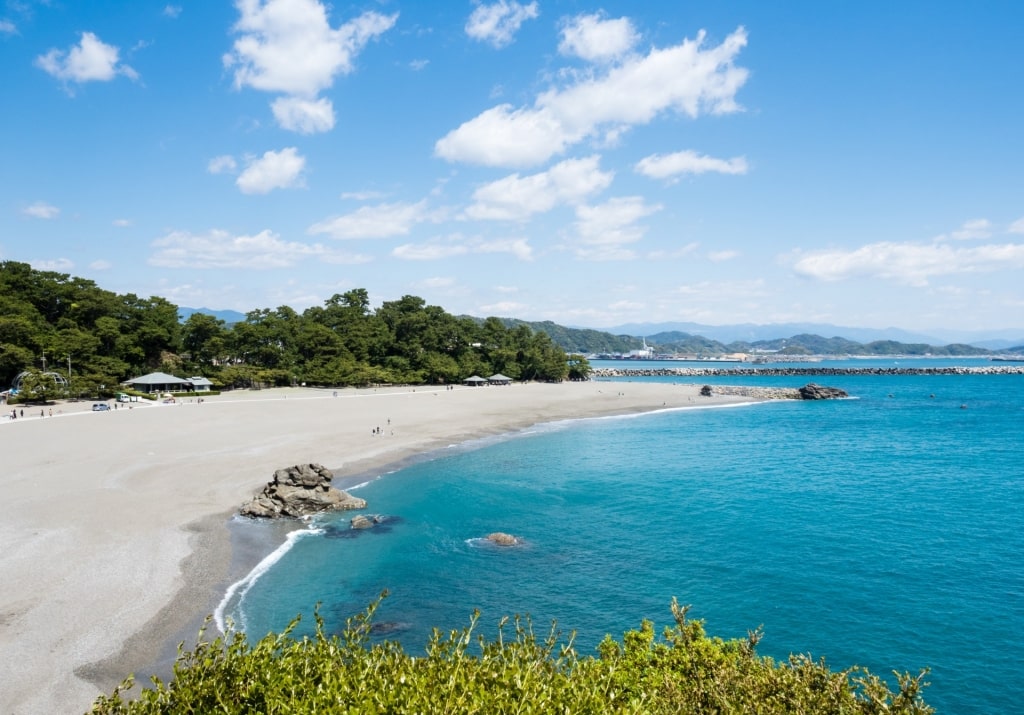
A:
[[798, 383, 849, 400], [240, 463, 366, 519], [684, 383, 847, 400]]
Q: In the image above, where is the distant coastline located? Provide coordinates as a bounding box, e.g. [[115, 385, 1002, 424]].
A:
[[592, 365, 1024, 378]]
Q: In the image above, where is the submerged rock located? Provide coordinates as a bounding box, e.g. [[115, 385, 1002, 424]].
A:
[[240, 463, 366, 519], [486, 532, 521, 546], [350, 514, 389, 529]]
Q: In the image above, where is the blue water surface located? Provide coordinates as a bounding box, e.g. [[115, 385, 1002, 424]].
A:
[[225, 366, 1024, 714]]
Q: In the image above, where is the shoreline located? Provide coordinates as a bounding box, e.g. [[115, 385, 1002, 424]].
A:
[[0, 381, 772, 714]]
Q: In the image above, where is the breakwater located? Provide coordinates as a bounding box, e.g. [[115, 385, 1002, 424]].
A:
[[592, 365, 1024, 378]]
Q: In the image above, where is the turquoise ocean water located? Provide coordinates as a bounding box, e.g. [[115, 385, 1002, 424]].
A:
[[219, 359, 1023, 714]]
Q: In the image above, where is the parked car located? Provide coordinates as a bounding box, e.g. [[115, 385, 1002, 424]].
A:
[[92, 403, 111, 411]]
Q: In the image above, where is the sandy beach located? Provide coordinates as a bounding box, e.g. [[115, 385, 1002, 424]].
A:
[[0, 381, 763, 714]]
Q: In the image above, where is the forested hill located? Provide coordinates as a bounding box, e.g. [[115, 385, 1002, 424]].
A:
[[501, 320, 998, 357], [641, 331, 993, 357], [495, 319, 641, 354], [0, 259, 1004, 401], [0, 261, 586, 397]]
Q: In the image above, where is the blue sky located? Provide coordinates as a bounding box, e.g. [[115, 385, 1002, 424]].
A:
[[2, 1, 1022, 333]]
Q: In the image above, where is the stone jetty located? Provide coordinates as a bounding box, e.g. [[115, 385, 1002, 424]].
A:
[[592, 365, 1024, 378]]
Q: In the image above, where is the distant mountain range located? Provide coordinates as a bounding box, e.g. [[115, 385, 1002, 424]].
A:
[[178, 306, 248, 325], [596, 321, 1024, 350], [181, 307, 1024, 354], [507, 320, 1024, 356]]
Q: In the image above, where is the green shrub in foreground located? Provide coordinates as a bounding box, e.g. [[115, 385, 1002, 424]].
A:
[[91, 595, 932, 714]]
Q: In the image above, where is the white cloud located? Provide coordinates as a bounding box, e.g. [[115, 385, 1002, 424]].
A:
[[23, 201, 59, 219], [419, 277, 456, 289], [392, 235, 533, 261], [271, 96, 335, 134], [607, 299, 645, 312], [479, 300, 527, 315], [559, 13, 638, 63], [573, 196, 662, 260], [465, 1, 538, 48], [236, 147, 306, 194], [0, 19, 16, 35], [393, 243, 468, 260], [224, 0, 396, 132], [112, 219, 132, 227], [436, 27, 748, 168], [410, 59, 429, 71], [1009, 217, 1024, 234], [31, 258, 74, 271], [225, 0, 397, 96], [475, 237, 533, 260], [308, 200, 429, 239], [150, 228, 360, 268], [635, 150, 748, 180], [465, 155, 613, 220], [35, 32, 138, 84], [708, 249, 739, 262], [436, 104, 568, 168], [340, 190, 387, 201], [163, 5, 182, 19], [792, 241, 1024, 287], [671, 279, 769, 303], [207, 155, 238, 174], [647, 241, 699, 260], [939, 218, 993, 241]]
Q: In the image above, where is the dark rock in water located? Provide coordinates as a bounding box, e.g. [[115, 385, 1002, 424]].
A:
[[351, 514, 390, 530], [699, 385, 714, 397], [240, 463, 367, 519], [797, 383, 848, 400], [369, 621, 411, 635], [486, 532, 521, 546], [321, 524, 361, 539]]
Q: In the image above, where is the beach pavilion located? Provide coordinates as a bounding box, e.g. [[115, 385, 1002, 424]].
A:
[[121, 372, 191, 394], [487, 374, 513, 385], [462, 375, 488, 387], [188, 376, 214, 392]]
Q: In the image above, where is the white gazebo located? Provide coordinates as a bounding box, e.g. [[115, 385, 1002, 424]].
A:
[[462, 375, 488, 386], [487, 374, 512, 385]]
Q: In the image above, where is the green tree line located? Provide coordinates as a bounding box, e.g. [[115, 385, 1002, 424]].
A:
[[0, 262, 589, 399]]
